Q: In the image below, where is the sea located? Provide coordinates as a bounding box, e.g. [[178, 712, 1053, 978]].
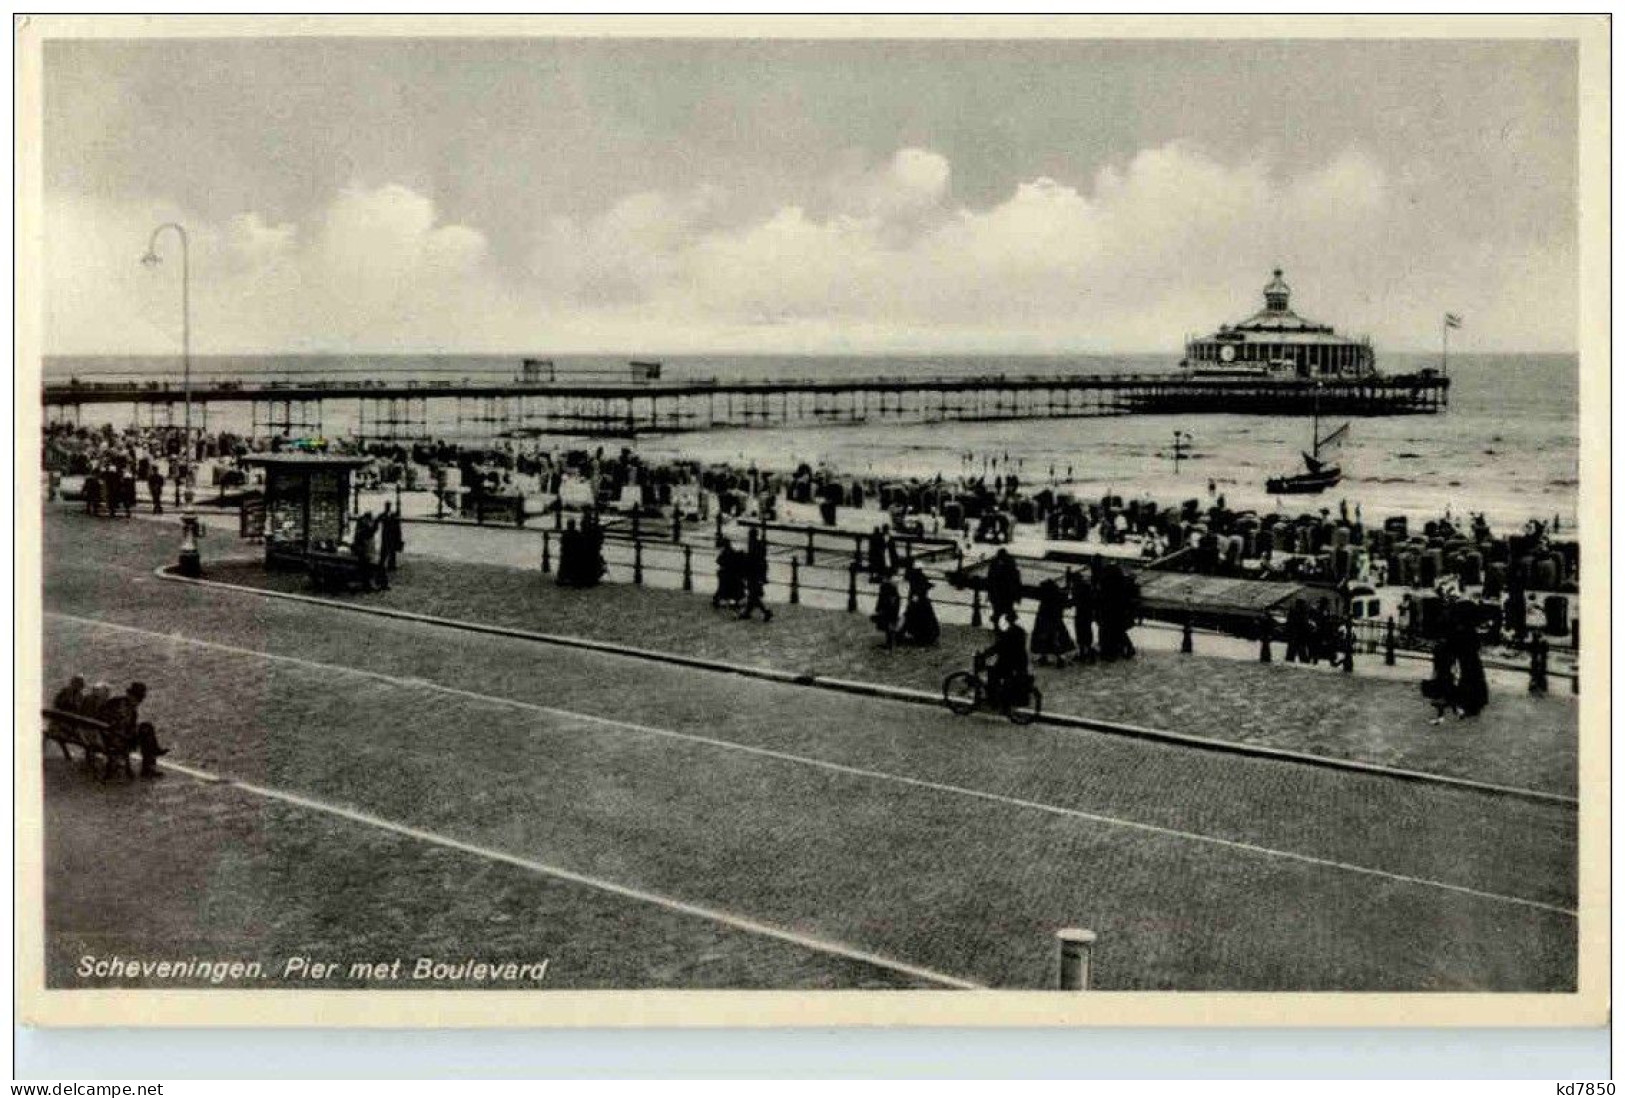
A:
[[44, 352, 1580, 535]]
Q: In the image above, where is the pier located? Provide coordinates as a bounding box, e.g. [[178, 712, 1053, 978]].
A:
[[43, 370, 1449, 440]]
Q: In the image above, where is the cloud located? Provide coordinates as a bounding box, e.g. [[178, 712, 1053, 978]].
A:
[[43, 143, 1574, 354]]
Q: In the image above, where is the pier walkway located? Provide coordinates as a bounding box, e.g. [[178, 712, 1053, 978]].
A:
[[44, 368, 1449, 437]]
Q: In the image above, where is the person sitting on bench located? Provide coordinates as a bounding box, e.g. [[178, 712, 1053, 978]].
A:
[[52, 675, 86, 715], [100, 682, 169, 779]]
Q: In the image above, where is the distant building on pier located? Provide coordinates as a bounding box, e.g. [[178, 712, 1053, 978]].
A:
[[1184, 270, 1375, 379]]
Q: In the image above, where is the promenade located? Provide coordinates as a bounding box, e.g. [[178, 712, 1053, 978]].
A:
[[230, 504, 1572, 795], [39, 506, 1578, 991]]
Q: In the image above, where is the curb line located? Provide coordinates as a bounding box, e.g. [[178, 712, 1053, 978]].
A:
[[152, 565, 1577, 809]]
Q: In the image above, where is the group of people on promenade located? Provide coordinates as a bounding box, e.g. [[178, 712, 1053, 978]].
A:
[[713, 529, 772, 622], [985, 549, 1141, 667], [1281, 597, 1348, 666], [871, 564, 940, 647], [345, 503, 404, 591], [556, 511, 608, 588], [1422, 601, 1492, 722], [48, 677, 168, 778]]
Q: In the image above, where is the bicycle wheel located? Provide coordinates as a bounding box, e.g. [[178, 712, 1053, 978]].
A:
[[1008, 684, 1042, 726], [942, 671, 981, 717]]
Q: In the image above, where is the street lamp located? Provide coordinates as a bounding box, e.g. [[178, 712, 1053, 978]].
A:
[[141, 222, 190, 496]]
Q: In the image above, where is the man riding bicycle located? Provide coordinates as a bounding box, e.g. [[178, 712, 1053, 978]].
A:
[[976, 611, 1031, 709]]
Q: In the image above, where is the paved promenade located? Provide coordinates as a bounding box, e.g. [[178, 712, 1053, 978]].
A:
[[37, 507, 1579, 991], [203, 510, 1577, 796]]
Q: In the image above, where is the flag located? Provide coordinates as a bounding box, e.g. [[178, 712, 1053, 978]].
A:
[[1444, 313, 1463, 329]]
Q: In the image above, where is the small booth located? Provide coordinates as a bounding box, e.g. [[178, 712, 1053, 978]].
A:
[[241, 454, 371, 568]]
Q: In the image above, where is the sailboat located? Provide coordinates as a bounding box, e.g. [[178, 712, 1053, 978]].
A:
[[1266, 393, 1347, 495]]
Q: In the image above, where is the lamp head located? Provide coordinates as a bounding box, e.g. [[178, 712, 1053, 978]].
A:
[[140, 251, 161, 268]]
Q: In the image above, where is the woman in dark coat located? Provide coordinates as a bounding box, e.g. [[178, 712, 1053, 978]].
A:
[[1029, 578, 1076, 666], [900, 566, 940, 646], [1451, 618, 1490, 718]]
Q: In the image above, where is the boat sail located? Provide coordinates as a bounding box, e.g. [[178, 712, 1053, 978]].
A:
[[1267, 399, 1347, 495]]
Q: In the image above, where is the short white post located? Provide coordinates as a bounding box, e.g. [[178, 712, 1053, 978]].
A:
[[1056, 928, 1097, 990]]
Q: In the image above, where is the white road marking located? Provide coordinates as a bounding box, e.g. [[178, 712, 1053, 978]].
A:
[[50, 611, 1577, 919], [152, 759, 979, 990]]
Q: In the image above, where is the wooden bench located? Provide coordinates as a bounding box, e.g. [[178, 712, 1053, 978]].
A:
[[307, 549, 375, 592], [42, 707, 134, 779]]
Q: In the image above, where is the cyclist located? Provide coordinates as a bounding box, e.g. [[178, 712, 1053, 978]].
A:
[[976, 611, 1031, 710]]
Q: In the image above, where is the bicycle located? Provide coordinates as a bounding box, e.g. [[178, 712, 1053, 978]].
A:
[[941, 663, 1043, 725]]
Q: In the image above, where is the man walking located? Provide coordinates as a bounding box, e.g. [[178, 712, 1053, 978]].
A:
[[379, 502, 404, 572]]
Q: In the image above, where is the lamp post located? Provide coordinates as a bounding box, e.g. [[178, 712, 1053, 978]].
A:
[[141, 222, 190, 496]]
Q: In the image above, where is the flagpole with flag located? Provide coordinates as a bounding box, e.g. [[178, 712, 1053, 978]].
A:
[[1442, 312, 1463, 379]]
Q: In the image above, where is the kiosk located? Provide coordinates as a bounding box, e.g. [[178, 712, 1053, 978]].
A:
[[241, 454, 370, 568]]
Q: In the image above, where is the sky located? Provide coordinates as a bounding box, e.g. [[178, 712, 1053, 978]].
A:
[[42, 36, 1579, 356]]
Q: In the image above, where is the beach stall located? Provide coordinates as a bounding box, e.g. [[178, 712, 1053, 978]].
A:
[[241, 454, 371, 568]]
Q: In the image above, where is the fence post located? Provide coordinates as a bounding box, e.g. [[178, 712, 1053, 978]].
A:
[[1572, 617, 1580, 653], [1343, 624, 1355, 673], [554, 504, 563, 532], [633, 540, 644, 585], [806, 528, 817, 566], [846, 563, 859, 613], [1385, 618, 1397, 666], [540, 530, 552, 575], [682, 545, 693, 592], [790, 557, 801, 605], [672, 511, 681, 544], [715, 512, 724, 539], [970, 586, 984, 628], [632, 509, 641, 541], [1056, 928, 1097, 991], [1571, 659, 1580, 695], [395, 481, 403, 513], [1180, 614, 1194, 655], [852, 536, 864, 572], [1258, 624, 1272, 663]]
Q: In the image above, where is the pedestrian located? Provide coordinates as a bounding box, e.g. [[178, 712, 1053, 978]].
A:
[[899, 565, 940, 647], [986, 548, 1023, 625], [739, 528, 773, 622], [379, 502, 404, 572], [1029, 578, 1076, 666], [712, 537, 744, 610], [351, 511, 380, 591], [1284, 598, 1311, 664], [871, 569, 901, 647], [558, 519, 581, 586], [147, 469, 165, 514], [1068, 569, 1096, 663]]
